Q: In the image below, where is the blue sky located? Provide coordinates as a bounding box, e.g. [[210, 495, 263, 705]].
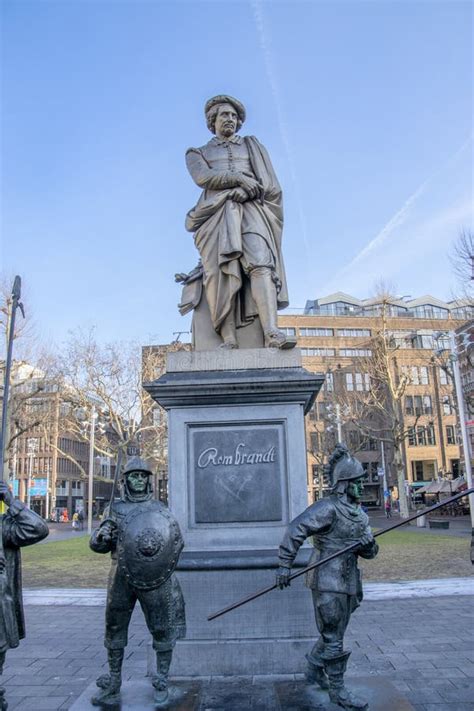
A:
[[1, 0, 472, 347]]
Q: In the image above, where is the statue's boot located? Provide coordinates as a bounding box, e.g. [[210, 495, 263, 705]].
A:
[[0, 686, 7, 711], [324, 652, 368, 711], [249, 268, 296, 349], [152, 650, 172, 706], [305, 651, 329, 690], [91, 649, 123, 706]]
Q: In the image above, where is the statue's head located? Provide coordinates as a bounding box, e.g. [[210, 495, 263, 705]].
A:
[[122, 456, 153, 500], [205, 95, 246, 135], [326, 444, 365, 503]]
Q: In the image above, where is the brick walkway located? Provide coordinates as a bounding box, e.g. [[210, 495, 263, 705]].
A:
[[2, 594, 473, 710]]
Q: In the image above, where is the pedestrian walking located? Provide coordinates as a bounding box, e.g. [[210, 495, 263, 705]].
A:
[[385, 498, 392, 518]]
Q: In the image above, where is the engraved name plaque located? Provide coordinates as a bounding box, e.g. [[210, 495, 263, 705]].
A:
[[189, 424, 286, 524]]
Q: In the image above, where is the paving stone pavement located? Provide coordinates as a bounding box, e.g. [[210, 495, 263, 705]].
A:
[[2, 595, 473, 710]]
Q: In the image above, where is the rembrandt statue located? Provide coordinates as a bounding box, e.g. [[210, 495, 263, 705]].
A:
[[89, 458, 186, 707], [277, 445, 378, 711], [0, 481, 49, 710], [182, 94, 296, 350]]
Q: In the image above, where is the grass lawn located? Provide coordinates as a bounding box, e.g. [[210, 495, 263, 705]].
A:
[[21, 530, 474, 588]]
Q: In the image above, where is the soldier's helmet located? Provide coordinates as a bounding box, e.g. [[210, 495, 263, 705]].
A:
[[325, 443, 364, 486], [121, 456, 153, 498], [122, 456, 153, 478]]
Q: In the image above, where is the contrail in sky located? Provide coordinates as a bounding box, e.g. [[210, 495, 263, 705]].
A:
[[251, 0, 311, 255], [322, 133, 473, 290]]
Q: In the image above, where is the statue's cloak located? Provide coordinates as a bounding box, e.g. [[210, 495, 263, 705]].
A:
[[185, 136, 289, 332], [0, 503, 49, 652]]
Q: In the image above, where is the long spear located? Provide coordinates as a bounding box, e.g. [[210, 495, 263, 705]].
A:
[[208, 486, 474, 621]]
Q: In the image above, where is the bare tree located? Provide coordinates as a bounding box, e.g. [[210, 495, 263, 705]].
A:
[[332, 295, 434, 518], [450, 229, 474, 299], [51, 331, 186, 480]]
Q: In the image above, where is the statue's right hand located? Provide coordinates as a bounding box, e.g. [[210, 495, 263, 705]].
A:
[[0, 555, 6, 574], [276, 566, 291, 589], [238, 175, 262, 200], [97, 522, 117, 544]]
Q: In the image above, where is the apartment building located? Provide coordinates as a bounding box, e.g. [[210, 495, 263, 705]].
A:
[[455, 319, 474, 467], [4, 363, 113, 517], [278, 293, 472, 505]]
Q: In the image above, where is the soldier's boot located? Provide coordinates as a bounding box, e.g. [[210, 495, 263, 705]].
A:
[[91, 649, 124, 706], [324, 652, 368, 711], [305, 651, 329, 690], [152, 650, 172, 706], [249, 268, 296, 349]]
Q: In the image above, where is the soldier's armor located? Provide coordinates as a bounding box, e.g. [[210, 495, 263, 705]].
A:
[[279, 495, 377, 596], [305, 498, 370, 595]]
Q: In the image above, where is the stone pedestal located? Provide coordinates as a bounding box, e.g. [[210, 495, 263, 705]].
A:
[[144, 348, 323, 675]]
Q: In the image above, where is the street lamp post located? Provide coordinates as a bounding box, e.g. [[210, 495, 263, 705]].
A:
[[87, 404, 96, 535], [448, 332, 474, 527], [26, 437, 38, 509]]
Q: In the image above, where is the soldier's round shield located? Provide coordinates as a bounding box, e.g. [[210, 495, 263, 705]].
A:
[[117, 505, 183, 590]]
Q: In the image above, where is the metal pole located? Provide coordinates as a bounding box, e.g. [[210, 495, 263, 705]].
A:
[[87, 405, 96, 535], [335, 404, 343, 443], [0, 277, 23, 480], [45, 458, 50, 520], [449, 332, 474, 527], [27, 451, 33, 509]]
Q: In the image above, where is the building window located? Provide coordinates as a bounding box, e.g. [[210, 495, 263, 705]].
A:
[[446, 425, 456, 445], [438, 367, 448, 385], [325, 372, 334, 392], [442, 396, 453, 415], [402, 365, 429, 385], [405, 395, 432, 416], [409, 305, 449, 320], [317, 302, 359, 316], [336, 329, 371, 337], [299, 328, 333, 337], [310, 431, 320, 452], [152, 409, 163, 427], [408, 425, 436, 446], [339, 348, 372, 357], [345, 372, 370, 391], [451, 306, 474, 320], [301, 348, 335, 356], [281, 327, 296, 336]]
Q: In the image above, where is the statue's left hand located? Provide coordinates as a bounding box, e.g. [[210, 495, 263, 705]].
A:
[[358, 532, 375, 548], [276, 566, 291, 589], [0, 482, 14, 507]]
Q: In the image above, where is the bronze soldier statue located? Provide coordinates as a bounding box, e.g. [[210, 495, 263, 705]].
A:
[[276, 444, 378, 711], [90, 457, 186, 706], [0, 481, 49, 710]]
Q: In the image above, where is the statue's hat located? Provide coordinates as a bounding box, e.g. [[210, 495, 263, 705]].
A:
[[332, 455, 364, 484], [122, 456, 153, 478], [204, 95, 246, 124]]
